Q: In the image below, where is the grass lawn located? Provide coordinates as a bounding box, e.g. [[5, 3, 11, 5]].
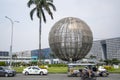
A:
[[13, 66, 26, 73], [48, 67, 67, 73], [108, 67, 120, 73], [13, 66, 68, 73]]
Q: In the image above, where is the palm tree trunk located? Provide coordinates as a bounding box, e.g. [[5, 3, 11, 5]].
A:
[[39, 18, 42, 64]]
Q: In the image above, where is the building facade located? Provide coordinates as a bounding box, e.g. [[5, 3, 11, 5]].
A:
[[87, 37, 120, 60], [1, 37, 120, 63], [0, 51, 9, 62], [13, 50, 31, 63], [106, 37, 120, 60], [0, 51, 9, 56]]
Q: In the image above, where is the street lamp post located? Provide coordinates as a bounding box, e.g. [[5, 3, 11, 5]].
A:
[[5, 16, 19, 68]]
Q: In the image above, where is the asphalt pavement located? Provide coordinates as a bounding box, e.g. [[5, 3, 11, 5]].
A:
[[0, 73, 120, 80]]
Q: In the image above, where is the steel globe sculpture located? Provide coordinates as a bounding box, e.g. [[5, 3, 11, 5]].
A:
[[49, 17, 93, 62]]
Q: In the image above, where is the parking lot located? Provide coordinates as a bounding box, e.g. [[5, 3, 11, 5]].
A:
[[0, 73, 120, 80]]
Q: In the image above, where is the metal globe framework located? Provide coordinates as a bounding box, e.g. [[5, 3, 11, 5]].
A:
[[49, 17, 93, 62]]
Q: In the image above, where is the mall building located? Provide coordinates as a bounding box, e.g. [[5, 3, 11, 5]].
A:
[[87, 37, 120, 60], [0, 51, 9, 62], [0, 37, 120, 63]]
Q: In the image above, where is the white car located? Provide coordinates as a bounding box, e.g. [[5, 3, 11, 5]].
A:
[[22, 66, 48, 75], [96, 66, 109, 77], [98, 66, 106, 71]]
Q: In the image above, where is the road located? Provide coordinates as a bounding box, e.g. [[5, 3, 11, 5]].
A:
[[0, 73, 120, 80]]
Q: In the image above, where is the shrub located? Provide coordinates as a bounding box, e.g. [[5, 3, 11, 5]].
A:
[[48, 64, 67, 67], [104, 65, 112, 70], [39, 65, 48, 69], [0, 61, 6, 66]]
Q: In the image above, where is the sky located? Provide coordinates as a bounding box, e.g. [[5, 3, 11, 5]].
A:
[[0, 0, 120, 52]]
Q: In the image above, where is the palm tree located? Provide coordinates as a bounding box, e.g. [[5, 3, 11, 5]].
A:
[[27, 0, 56, 63]]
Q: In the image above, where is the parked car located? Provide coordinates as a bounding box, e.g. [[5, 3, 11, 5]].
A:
[[67, 63, 96, 77], [95, 66, 109, 77], [67, 63, 109, 77], [0, 66, 16, 77], [22, 66, 48, 75]]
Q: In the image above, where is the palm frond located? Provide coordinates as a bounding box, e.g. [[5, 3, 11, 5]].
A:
[[27, 0, 34, 7], [41, 8, 46, 23], [34, 0, 40, 4], [28, 0, 56, 21], [46, 0, 53, 3], [36, 8, 41, 19], [44, 4, 54, 19], [47, 8, 54, 19], [47, 2, 56, 11], [30, 7, 36, 20]]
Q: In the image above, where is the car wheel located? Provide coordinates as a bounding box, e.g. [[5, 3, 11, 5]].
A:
[[40, 71, 44, 75], [102, 72, 107, 77], [25, 72, 29, 75], [76, 73, 81, 77], [5, 73, 9, 77]]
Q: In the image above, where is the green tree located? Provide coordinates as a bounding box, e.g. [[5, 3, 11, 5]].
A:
[[27, 0, 56, 62], [104, 59, 120, 65], [12, 54, 17, 59], [104, 59, 112, 65], [89, 54, 96, 59], [50, 52, 56, 59], [12, 54, 17, 66], [112, 58, 120, 65]]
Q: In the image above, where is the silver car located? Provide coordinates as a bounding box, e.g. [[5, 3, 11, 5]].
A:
[[0, 66, 16, 77]]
